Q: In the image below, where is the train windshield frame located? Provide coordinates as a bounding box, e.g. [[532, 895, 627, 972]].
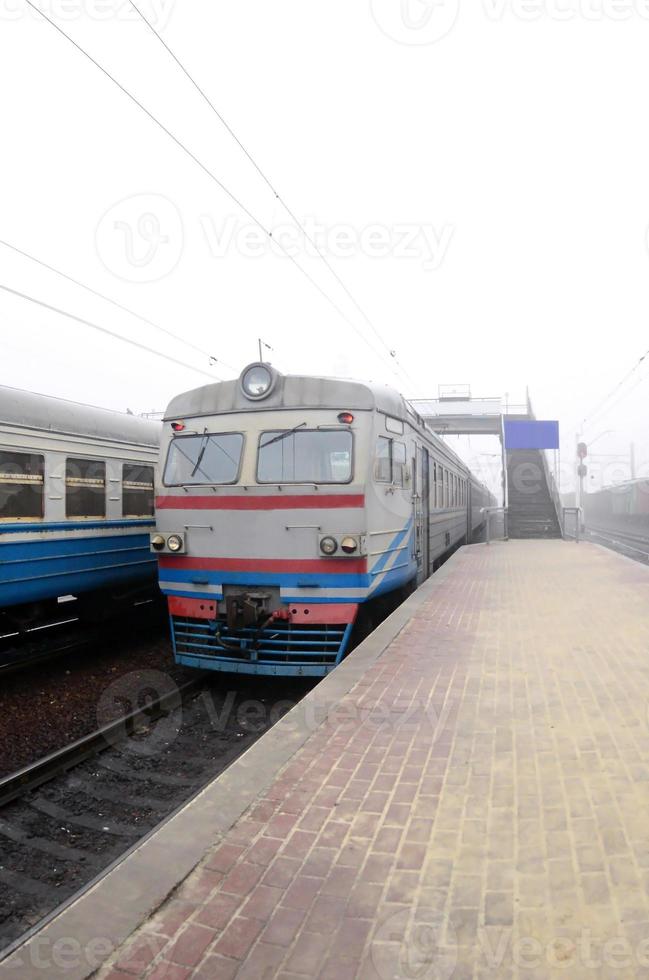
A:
[[257, 428, 353, 484], [163, 432, 244, 486]]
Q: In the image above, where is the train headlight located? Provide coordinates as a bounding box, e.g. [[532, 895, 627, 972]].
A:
[[241, 363, 274, 399], [167, 534, 183, 553], [151, 534, 166, 551], [320, 536, 338, 556], [341, 536, 358, 554]]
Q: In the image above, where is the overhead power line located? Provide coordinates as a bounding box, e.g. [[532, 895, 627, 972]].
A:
[[0, 281, 223, 381], [0, 238, 236, 375], [126, 0, 418, 393], [24, 0, 406, 388], [582, 347, 649, 432]]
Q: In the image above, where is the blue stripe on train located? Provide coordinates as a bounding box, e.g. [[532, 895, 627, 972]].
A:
[[0, 533, 153, 566], [158, 569, 370, 589], [0, 532, 156, 607], [0, 519, 155, 534], [159, 520, 417, 599], [160, 562, 417, 604]]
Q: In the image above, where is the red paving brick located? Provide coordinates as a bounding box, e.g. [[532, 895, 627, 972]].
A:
[[95, 541, 649, 978]]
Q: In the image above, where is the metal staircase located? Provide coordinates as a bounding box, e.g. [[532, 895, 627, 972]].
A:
[[506, 448, 562, 539]]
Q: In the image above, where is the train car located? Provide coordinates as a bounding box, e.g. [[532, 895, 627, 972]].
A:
[[584, 480, 649, 531], [0, 385, 160, 628], [151, 364, 495, 677]]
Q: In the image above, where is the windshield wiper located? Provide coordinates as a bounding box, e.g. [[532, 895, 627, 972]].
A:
[[191, 429, 209, 478], [261, 422, 307, 449]]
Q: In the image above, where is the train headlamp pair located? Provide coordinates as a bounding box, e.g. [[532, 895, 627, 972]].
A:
[[320, 535, 359, 556], [151, 533, 185, 554]]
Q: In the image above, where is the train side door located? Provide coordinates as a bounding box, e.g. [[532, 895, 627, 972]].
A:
[[421, 448, 430, 578], [412, 449, 423, 580]]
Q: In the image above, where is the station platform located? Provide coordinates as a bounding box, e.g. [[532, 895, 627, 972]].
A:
[[6, 539, 649, 979]]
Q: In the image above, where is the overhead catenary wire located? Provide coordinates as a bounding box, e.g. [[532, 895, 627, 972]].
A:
[[23, 0, 403, 386], [0, 238, 236, 375], [582, 347, 649, 433], [126, 0, 418, 394], [0, 282, 224, 381]]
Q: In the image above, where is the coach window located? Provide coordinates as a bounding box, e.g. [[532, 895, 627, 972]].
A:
[[374, 436, 392, 483], [122, 463, 155, 517], [66, 458, 106, 518], [436, 464, 443, 508], [0, 450, 44, 520], [392, 442, 407, 486]]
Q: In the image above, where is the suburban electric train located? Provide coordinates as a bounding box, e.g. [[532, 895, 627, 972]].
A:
[[0, 385, 160, 631], [151, 364, 496, 677]]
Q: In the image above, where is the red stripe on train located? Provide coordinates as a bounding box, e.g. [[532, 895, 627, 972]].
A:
[[158, 556, 367, 573], [155, 494, 365, 511]]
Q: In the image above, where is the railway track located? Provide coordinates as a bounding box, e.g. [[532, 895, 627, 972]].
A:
[[0, 671, 313, 959], [0, 678, 202, 808], [0, 600, 162, 678], [586, 524, 649, 562]]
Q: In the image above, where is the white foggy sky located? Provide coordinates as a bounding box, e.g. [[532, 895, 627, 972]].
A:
[[2, 0, 649, 492]]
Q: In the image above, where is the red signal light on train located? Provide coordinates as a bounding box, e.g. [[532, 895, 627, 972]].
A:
[[337, 412, 354, 425], [171, 421, 186, 431]]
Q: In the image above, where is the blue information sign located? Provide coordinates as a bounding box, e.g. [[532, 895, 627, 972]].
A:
[[504, 420, 559, 451]]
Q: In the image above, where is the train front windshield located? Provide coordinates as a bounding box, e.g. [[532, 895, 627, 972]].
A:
[[257, 429, 352, 484], [164, 433, 243, 485]]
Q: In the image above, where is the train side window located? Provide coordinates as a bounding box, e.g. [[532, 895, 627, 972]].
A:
[[393, 442, 407, 486], [436, 464, 443, 508], [432, 460, 437, 507], [66, 458, 106, 518], [0, 450, 44, 520], [375, 436, 392, 482], [122, 463, 155, 517]]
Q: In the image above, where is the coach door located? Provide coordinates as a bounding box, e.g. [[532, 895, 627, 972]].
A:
[[412, 450, 422, 580], [420, 446, 430, 578]]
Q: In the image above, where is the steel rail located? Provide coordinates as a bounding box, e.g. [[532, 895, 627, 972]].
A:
[[586, 524, 649, 558], [0, 678, 203, 808], [0, 625, 92, 678], [0, 602, 162, 678]]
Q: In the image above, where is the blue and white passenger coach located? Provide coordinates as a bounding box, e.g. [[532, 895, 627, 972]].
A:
[[0, 386, 160, 625], [152, 364, 494, 677]]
